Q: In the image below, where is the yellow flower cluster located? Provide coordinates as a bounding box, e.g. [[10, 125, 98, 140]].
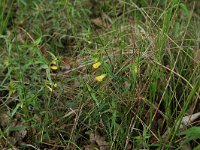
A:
[[47, 83, 58, 92], [92, 59, 107, 82], [50, 59, 58, 71], [48, 59, 58, 92]]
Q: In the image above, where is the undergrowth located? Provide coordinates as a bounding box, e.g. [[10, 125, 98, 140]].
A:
[[0, 0, 200, 149]]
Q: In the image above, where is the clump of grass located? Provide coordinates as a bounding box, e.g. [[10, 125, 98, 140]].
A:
[[0, 0, 14, 35], [0, 0, 200, 149]]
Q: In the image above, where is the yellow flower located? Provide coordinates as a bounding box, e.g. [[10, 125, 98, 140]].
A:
[[93, 62, 101, 69], [20, 101, 23, 108], [95, 74, 107, 82], [131, 63, 138, 74], [51, 60, 57, 65], [53, 83, 58, 88], [132, 65, 138, 74], [47, 86, 53, 92], [50, 65, 58, 70]]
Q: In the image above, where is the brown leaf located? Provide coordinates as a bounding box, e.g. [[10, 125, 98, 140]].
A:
[[12, 121, 27, 144], [181, 112, 200, 127], [87, 131, 110, 150], [91, 18, 106, 28], [0, 112, 11, 128], [84, 144, 99, 150], [61, 57, 74, 71], [162, 112, 200, 138]]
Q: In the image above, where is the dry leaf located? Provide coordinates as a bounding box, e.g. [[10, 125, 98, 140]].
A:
[[0, 112, 11, 127], [180, 112, 200, 128], [61, 57, 74, 71], [86, 131, 110, 150], [91, 18, 106, 28], [162, 112, 200, 138], [11, 121, 27, 145], [84, 144, 99, 150]]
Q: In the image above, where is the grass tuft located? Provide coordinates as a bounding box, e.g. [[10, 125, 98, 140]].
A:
[[0, 0, 200, 149]]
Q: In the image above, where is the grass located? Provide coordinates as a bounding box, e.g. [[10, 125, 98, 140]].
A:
[[0, 0, 200, 149]]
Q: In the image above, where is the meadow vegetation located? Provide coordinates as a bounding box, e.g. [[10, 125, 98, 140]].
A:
[[0, 0, 200, 149]]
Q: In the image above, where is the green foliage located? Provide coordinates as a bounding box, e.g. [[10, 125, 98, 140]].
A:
[[179, 127, 200, 150], [0, 0, 200, 149], [0, 0, 13, 35]]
